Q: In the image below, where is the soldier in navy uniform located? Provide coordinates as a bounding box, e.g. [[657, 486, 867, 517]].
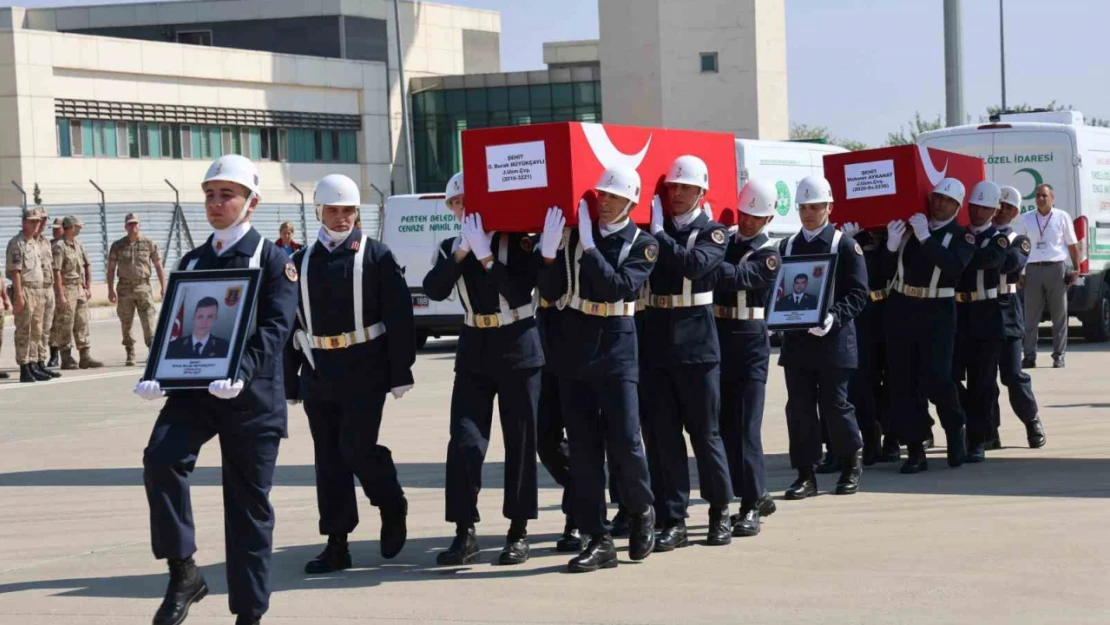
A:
[[991, 186, 1047, 448], [882, 178, 975, 474], [422, 172, 542, 566], [640, 155, 734, 550], [536, 166, 658, 572], [284, 174, 415, 574], [712, 180, 781, 536], [135, 155, 298, 625], [952, 182, 1012, 463], [777, 176, 868, 500]]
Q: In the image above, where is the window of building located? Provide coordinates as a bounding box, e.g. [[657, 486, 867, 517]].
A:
[[176, 30, 212, 46], [700, 52, 719, 73], [116, 123, 130, 158], [67, 120, 82, 157], [57, 119, 72, 157], [180, 125, 192, 159], [126, 123, 140, 158]]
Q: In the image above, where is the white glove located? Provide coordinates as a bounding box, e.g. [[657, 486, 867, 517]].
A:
[[462, 214, 493, 260], [457, 231, 471, 253], [208, 379, 244, 400], [703, 201, 713, 220], [886, 220, 906, 252], [540, 206, 566, 259], [650, 195, 665, 234], [908, 213, 930, 241], [841, 221, 860, 238], [391, 384, 414, 400], [578, 199, 596, 250], [135, 379, 164, 401], [808, 314, 835, 337]]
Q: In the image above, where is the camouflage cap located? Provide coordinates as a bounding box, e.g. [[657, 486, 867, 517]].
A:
[[22, 207, 45, 220], [62, 215, 84, 229], [52, 217, 64, 228], [125, 213, 140, 224]]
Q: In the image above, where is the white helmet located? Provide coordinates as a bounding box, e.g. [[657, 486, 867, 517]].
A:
[[738, 179, 778, 218], [796, 175, 833, 205], [664, 155, 709, 190], [594, 166, 641, 204], [314, 174, 360, 221], [932, 177, 965, 206], [1000, 185, 1022, 209], [445, 172, 464, 202], [969, 181, 1001, 209], [203, 154, 260, 197]]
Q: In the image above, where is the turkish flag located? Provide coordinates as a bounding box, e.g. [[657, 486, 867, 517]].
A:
[[169, 299, 185, 340]]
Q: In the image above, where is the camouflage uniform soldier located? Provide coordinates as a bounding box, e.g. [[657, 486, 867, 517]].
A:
[[6, 207, 51, 383], [46, 217, 64, 366], [36, 213, 60, 377], [52, 215, 103, 370], [107, 213, 165, 366], [0, 270, 10, 379]]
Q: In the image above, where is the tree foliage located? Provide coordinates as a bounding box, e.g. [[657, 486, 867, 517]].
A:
[[885, 112, 944, 146], [789, 123, 869, 151]]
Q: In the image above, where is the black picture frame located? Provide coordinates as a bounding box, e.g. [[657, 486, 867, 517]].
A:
[[142, 268, 262, 389], [766, 253, 839, 331]]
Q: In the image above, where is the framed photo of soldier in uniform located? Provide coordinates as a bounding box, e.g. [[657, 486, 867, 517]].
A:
[[142, 268, 262, 389], [766, 253, 839, 331]]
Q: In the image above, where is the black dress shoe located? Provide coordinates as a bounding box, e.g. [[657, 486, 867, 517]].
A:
[[900, 444, 929, 474], [498, 533, 530, 565], [706, 507, 732, 546], [628, 507, 655, 561], [36, 362, 60, 378], [436, 526, 479, 566], [304, 535, 351, 574], [985, 431, 1002, 450], [756, 493, 777, 517], [153, 557, 208, 625], [784, 467, 817, 500], [235, 617, 260, 625], [30, 363, 52, 381], [568, 534, 617, 573], [878, 435, 901, 462], [609, 506, 631, 537], [555, 518, 584, 553], [966, 442, 986, 463], [18, 365, 36, 383], [1025, 416, 1047, 449], [816, 451, 842, 474], [732, 506, 761, 537], [1052, 356, 1065, 368], [379, 497, 408, 559], [654, 520, 688, 552], [946, 426, 967, 468], [835, 451, 862, 495], [1021, 357, 1036, 369]]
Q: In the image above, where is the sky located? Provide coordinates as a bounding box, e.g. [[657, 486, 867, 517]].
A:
[[11, 0, 1109, 147]]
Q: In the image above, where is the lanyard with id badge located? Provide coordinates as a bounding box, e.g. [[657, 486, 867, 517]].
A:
[[1035, 212, 1053, 251]]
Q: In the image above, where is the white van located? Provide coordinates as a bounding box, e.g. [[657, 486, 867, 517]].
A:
[[735, 139, 850, 240], [380, 193, 464, 348], [918, 111, 1110, 341]]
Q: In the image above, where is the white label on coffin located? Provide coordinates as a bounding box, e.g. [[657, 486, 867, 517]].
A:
[[487, 141, 548, 192], [844, 159, 897, 199]]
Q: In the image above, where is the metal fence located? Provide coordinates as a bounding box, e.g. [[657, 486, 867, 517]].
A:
[[0, 202, 382, 282]]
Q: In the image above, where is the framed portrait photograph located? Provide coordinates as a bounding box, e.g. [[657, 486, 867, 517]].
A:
[[142, 268, 262, 389], [766, 253, 839, 331]]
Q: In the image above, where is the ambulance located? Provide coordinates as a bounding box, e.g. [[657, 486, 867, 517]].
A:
[[918, 110, 1110, 341], [380, 193, 464, 348]]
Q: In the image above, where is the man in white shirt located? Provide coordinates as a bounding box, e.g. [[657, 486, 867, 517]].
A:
[[1014, 183, 1080, 368]]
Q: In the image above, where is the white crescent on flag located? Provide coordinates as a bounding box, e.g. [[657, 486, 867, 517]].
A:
[[581, 123, 652, 171], [918, 144, 948, 186]]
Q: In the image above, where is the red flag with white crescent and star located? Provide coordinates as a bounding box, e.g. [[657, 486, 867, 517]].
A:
[[170, 299, 185, 340]]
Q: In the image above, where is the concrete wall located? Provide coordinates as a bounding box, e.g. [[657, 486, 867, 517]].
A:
[[598, 0, 663, 128], [543, 39, 600, 69]]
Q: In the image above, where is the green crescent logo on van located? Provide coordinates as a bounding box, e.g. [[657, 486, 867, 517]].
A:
[[1015, 168, 1044, 200], [775, 181, 791, 216]]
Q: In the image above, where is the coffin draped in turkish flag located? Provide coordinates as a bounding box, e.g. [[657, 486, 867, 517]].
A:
[[460, 122, 739, 232], [822, 145, 986, 229]]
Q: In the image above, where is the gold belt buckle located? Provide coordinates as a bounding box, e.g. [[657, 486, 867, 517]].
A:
[[869, 290, 886, 302], [904, 286, 922, 298], [324, 334, 348, 349], [651, 295, 671, 309], [476, 314, 500, 328]]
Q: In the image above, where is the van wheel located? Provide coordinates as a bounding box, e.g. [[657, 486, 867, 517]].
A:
[[415, 331, 429, 349], [1081, 283, 1110, 343]]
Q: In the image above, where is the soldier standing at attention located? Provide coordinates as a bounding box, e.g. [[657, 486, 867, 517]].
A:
[[6, 208, 50, 382], [0, 268, 9, 379], [52, 216, 103, 370], [33, 211, 60, 379], [108, 213, 166, 366]]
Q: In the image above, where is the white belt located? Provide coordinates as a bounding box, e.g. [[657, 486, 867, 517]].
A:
[[569, 297, 637, 317], [999, 283, 1018, 295], [311, 321, 386, 349], [645, 292, 714, 309], [464, 304, 535, 328], [893, 284, 955, 299], [713, 304, 765, 320], [956, 288, 999, 303]]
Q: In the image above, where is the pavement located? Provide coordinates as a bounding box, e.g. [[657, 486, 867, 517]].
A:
[[0, 319, 1108, 624]]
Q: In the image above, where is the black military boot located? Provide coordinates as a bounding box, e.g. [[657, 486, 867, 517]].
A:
[[946, 426, 967, 468], [30, 362, 52, 381], [18, 365, 36, 383], [1025, 416, 1047, 449], [304, 534, 351, 574], [37, 361, 60, 378], [835, 451, 862, 495], [900, 443, 929, 474], [568, 533, 617, 573], [379, 496, 408, 559], [706, 506, 732, 546], [628, 507, 655, 561], [498, 520, 530, 565], [878, 435, 901, 462], [47, 346, 59, 368], [654, 519, 688, 552], [785, 466, 817, 500], [816, 450, 842, 474], [862, 427, 882, 466], [609, 506, 631, 537], [436, 525, 479, 566], [732, 502, 761, 537], [152, 557, 208, 625], [555, 516, 584, 553]]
